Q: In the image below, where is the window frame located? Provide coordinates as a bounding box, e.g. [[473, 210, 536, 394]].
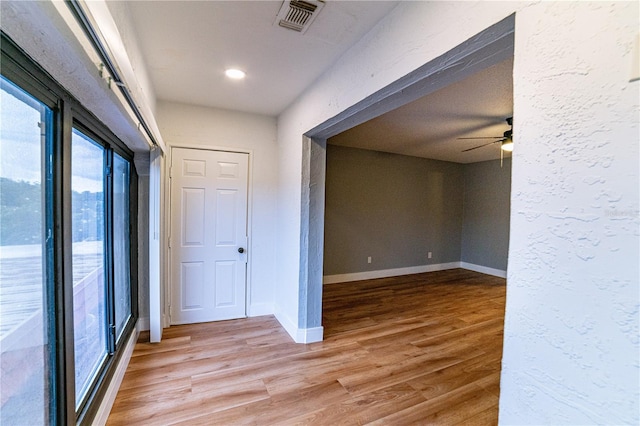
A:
[[1, 31, 138, 425]]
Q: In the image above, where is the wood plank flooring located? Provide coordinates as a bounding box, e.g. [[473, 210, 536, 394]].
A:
[[107, 269, 506, 425]]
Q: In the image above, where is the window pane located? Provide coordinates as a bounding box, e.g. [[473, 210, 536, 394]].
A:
[[0, 76, 52, 424], [71, 129, 107, 408], [113, 154, 131, 341]]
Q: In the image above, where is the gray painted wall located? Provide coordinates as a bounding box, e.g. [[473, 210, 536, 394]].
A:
[[136, 176, 149, 321], [323, 146, 511, 276], [323, 145, 464, 275], [134, 159, 150, 322], [461, 158, 511, 270]]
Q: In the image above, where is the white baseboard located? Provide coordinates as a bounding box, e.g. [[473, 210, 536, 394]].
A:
[[248, 302, 274, 317], [92, 325, 138, 425], [323, 261, 507, 284], [136, 316, 150, 332], [273, 307, 323, 344], [297, 326, 323, 343], [274, 307, 297, 342], [459, 262, 506, 278], [323, 262, 460, 284]]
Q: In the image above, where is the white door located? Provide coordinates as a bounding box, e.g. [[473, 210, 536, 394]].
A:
[[169, 147, 248, 324]]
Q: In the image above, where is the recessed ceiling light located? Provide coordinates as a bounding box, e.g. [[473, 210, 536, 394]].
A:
[[225, 69, 246, 80]]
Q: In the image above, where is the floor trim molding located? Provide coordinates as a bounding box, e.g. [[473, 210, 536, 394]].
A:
[[323, 261, 506, 284], [296, 326, 324, 344], [459, 262, 507, 278], [323, 262, 460, 284], [274, 307, 324, 344], [93, 324, 139, 425]]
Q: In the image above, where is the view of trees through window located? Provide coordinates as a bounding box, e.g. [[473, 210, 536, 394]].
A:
[[1, 178, 106, 245]]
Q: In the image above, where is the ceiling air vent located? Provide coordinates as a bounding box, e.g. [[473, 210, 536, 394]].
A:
[[275, 0, 325, 33]]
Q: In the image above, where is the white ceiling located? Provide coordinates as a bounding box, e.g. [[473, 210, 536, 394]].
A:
[[329, 58, 514, 163], [127, 0, 399, 116], [127, 1, 513, 163]]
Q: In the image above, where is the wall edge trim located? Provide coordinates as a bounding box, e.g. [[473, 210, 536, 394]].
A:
[[323, 262, 507, 284], [92, 325, 139, 425], [274, 306, 298, 341], [323, 262, 460, 284], [459, 262, 507, 278], [274, 306, 323, 343], [296, 326, 324, 344]]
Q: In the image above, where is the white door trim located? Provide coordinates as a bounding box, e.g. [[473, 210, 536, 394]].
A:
[[164, 144, 253, 326]]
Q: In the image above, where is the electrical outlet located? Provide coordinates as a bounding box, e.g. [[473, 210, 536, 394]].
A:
[[428, 252, 432, 259], [367, 256, 372, 264]]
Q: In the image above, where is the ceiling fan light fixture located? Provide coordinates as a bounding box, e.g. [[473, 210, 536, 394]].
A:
[[501, 139, 514, 152]]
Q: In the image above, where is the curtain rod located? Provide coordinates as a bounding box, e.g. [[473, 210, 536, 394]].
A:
[[65, 0, 158, 148]]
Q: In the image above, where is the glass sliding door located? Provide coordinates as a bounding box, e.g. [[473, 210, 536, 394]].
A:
[[2, 32, 138, 423], [0, 76, 53, 424], [71, 129, 107, 409], [113, 153, 131, 341]]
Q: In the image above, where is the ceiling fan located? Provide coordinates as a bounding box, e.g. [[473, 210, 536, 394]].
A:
[[459, 116, 513, 153]]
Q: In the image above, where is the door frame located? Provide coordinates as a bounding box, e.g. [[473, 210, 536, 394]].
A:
[[164, 143, 253, 327]]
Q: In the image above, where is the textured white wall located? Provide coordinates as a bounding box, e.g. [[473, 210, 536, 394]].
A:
[[157, 101, 278, 316], [502, 2, 639, 424], [275, 106, 304, 336], [277, 0, 638, 423]]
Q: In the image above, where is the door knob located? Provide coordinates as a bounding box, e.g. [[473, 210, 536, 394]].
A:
[[238, 247, 245, 254]]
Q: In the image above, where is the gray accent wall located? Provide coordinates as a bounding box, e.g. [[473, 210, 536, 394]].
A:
[[323, 145, 464, 275], [461, 158, 511, 270], [133, 153, 150, 323], [137, 175, 150, 321], [323, 146, 511, 276]]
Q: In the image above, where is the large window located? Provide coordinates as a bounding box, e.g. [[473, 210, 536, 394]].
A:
[[0, 74, 53, 426], [71, 129, 108, 409], [0, 32, 137, 425]]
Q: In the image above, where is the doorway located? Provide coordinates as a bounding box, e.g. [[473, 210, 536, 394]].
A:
[[169, 147, 249, 324], [300, 14, 516, 338]]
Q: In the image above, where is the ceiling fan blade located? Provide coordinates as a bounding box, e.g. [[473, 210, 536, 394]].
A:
[[461, 140, 501, 152], [457, 136, 502, 140]]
